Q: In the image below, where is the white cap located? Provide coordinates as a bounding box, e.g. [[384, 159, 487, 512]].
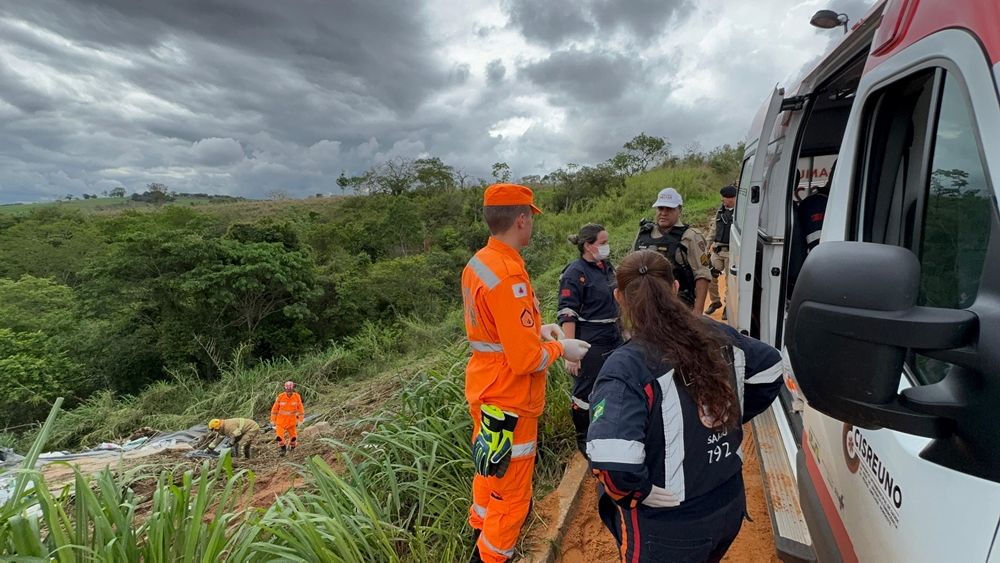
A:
[[652, 187, 683, 208]]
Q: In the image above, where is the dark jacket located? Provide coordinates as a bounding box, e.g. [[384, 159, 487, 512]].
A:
[[587, 320, 783, 515], [557, 257, 620, 346], [714, 205, 734, 248]]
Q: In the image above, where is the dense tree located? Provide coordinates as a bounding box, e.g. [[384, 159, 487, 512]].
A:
[[610, 133, 670, 177], [491, 162, 511, 182]]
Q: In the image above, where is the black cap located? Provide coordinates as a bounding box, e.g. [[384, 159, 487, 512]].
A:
[[720, 185, 738, 198]]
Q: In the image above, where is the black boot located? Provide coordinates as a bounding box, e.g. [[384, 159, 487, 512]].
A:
[[706, 302, 723, 315], [243, 444, 252, 459], [279, 445, 287, 457]]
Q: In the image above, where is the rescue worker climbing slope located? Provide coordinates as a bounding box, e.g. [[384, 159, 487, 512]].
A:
[[271, 380, 304, 456], [587, 250, 783, 562], [198, 417, 260, 459], [557, 223, 622, 455], [462, 183, 592, 563]]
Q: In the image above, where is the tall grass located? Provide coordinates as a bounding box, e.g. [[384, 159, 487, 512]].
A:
[[1, 341, 575, 562]]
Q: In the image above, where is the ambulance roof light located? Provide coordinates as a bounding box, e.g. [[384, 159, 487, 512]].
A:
[[810, 9, 850, 34]]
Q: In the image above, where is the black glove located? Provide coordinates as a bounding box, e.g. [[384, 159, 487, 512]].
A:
[[639, 219, 654, 233]]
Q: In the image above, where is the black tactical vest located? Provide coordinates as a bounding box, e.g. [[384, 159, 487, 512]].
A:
[[714, 205, 733, 247], [634, 223, 696, 307]]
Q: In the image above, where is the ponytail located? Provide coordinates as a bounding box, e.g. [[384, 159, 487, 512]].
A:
[[616, 250, 739, 430]]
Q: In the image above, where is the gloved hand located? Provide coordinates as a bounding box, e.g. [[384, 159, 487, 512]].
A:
[[540, 323, 565, 341], [642, 485, 681, 508], [564, 359, 581, 376], [472, 405, 518, 478], [561, 339, 592, 362], [710, 266, 722, 278]]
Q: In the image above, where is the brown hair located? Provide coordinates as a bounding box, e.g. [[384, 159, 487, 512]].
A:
[[616, 250, 739, 430], [483, 205, 531, 235], [567, 223, 605, 255]]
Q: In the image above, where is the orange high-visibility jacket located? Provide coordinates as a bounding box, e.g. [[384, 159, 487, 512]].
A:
[[270, 392, 305, 427], [462, 237, 563, 418]]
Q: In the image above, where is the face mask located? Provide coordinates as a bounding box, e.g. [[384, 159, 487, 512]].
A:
[[596, 244, 611, 260]]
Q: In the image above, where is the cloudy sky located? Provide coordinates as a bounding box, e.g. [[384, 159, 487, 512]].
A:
[[0, 0, 874, 203]]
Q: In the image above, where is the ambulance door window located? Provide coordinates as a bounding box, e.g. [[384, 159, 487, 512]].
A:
[[912, 73, 993, 384], [852, 69, 937, 247], [854, 67, 995, 385], [734, 154, 755, 233]]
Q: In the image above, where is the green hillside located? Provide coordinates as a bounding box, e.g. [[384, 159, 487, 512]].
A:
[[0, 139, 742, 561]]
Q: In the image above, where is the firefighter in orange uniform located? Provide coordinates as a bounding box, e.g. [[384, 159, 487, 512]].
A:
[[462, 183, 593, 562], [270, 380, 305, 456]]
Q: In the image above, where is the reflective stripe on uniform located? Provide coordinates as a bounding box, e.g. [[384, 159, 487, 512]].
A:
[[480, 531, 515, 557], [472, 503, 487, 519], [533, 349, 550, 372], [732, 348, 746, 418], [577, 317, 618, 324], [469, 341, 504, 353], [746, 360, 783, 384], [805, 231, 822, 244], [657, 369, 687, 502], [557, 307, 579, 319], [587, 438, 645, 464], [511, 441, 536, 459], [572, 396, 590, 410], [468, 256, 501, 289]]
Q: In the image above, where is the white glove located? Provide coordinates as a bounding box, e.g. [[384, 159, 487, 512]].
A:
[[561, 339, 592, 362], [564, 359, 581, 376], [540, 323, 565, 341], [642, 485, 681, 508]]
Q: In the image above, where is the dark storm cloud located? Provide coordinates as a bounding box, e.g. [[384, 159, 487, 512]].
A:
[[0, 0, 457, 201], [519, 49, 643, 105], [0, 0, 879, 203], [486, 59, 506, 85], [501, 0, 691, 46], [500, 0, 595, 46], [590, 0, 694, 40]]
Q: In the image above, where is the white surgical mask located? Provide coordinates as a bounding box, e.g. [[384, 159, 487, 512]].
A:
[[596, 244, 611, 260]]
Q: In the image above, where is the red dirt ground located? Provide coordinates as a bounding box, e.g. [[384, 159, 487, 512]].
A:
[[549, 427, 779, 563]]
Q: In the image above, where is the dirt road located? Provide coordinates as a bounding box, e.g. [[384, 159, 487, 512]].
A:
[[553, 428, 779, 562]]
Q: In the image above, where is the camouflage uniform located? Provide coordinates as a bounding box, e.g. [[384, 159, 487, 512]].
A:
[[201, 418, 260, 459]]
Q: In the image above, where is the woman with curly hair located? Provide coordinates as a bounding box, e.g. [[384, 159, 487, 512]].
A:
[[587, 250, 783, 562]]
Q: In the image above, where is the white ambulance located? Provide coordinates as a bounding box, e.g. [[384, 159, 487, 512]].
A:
[[728, 0, 1000, 560]]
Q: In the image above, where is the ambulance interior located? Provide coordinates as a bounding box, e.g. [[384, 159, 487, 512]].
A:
[[777, 52, 867, 337]]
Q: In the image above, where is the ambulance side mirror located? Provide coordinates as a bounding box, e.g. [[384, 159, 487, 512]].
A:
[[785, 242, 977, 438]]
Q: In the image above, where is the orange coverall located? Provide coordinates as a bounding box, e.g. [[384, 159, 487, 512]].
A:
[[270, 391, 305, 448], [463, 236, 563, 562]]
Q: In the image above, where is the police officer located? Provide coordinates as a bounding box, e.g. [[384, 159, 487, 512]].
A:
[[557, 223, 622, 455], [707, 185, 737, 317], [587, 250, 783, 562], [632, 188, 712, 313]]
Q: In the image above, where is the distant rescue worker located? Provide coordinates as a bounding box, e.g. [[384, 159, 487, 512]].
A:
[[462, 183, 592, 563], [587, 250, 783, 562], [270, 380, 305, 456], [707, 185, 738, 317], [557, 223, 622, 455], [632, 187, 712, 312], [199, 417, 260, 459]]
